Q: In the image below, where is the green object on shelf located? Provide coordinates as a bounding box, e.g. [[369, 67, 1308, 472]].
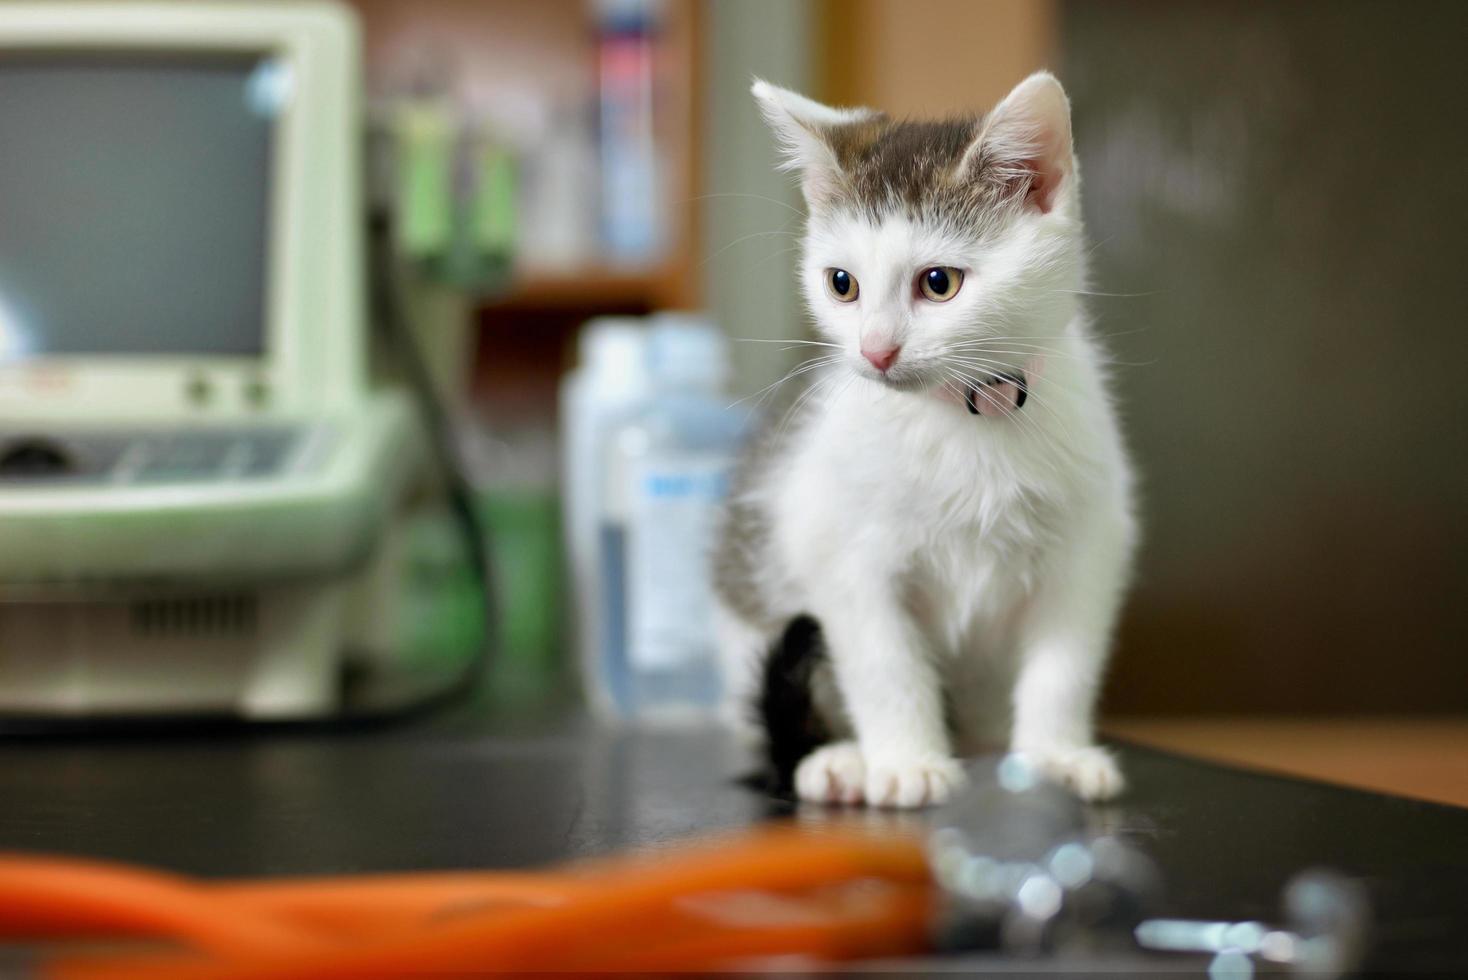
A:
[[471, 142, 517, 257], [440, 136, 516, 291], [393, 101, 455, 260]]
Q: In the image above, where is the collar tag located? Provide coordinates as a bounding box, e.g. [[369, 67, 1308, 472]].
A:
[[965, 371, 1029, 417]]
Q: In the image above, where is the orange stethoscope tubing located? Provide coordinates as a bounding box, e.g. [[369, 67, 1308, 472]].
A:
[[0, 825, 935, 978]]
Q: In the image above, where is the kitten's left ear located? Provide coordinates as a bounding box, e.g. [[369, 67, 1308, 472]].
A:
[[961, 71, 1074, 214]]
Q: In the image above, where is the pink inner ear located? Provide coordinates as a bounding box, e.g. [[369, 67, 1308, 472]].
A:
[[1027, 168, 1055, 213], [1024, 154, 1067, 214]]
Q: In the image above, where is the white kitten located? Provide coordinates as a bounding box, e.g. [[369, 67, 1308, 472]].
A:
[[712, 73, 1137, 809]]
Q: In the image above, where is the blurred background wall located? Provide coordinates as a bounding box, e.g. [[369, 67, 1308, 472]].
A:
[[699, 0, 816, 396], [346, 0, 1466, 719], [1061, 0, 1468, 715]]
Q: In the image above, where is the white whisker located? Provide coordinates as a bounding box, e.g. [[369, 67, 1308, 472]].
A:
[[728, 353, 841, 411]]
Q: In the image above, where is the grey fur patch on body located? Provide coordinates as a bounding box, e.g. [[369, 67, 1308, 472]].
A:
[[710, 384, 804, 630]]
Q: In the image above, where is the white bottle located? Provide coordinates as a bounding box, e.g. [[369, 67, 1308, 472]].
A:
[[519, 97, 598, 272], [559, 319, 650, 717], [602, 315, 749, 722]]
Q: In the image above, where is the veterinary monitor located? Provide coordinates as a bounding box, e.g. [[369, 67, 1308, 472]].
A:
[[0, 3, 419, 718]]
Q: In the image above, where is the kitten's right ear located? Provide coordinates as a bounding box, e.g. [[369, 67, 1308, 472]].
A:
[[751, 79, 880, 208]]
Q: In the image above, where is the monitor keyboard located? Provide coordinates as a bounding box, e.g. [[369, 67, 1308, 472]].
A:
[[0, 426, 329, 485]]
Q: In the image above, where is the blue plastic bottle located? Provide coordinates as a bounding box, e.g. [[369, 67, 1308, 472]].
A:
[[600, 315, 748, 721]]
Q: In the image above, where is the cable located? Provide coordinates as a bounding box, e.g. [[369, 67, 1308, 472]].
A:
[[0, 826, 933, 977], [359, 208, 497, 715], [365, 210, 491, 594]]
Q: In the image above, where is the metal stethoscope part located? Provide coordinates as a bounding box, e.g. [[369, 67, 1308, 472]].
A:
[[929, 754, 1369, 978], [1134, 869, 1369, 979]]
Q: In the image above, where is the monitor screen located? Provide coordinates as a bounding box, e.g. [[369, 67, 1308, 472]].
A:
[[0, 54, 283, 361]]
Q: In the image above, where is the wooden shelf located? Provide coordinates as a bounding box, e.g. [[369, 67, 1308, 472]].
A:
[[352, 0, 703, 322], [478, 265, 683, 315], [352, 0, 704, 411]]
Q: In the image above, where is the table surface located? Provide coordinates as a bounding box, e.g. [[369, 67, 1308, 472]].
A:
[[1, 701, 1465, 975]]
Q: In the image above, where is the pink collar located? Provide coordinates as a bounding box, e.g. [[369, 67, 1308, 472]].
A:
[[929, 355, 1042, 418]]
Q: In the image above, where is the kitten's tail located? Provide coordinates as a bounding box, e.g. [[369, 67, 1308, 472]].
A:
[[748, 614, 831, 797]]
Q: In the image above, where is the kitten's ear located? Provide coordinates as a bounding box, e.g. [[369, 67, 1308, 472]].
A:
[[751, 79, 880, 208], [961, 71, 1074, 214]]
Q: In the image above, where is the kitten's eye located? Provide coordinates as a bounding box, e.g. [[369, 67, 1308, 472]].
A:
[[918, 266, 964, 302], [826, 268, 859, 303]]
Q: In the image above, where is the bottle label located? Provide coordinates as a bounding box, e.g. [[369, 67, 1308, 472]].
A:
[[626, 453, 730, 670]]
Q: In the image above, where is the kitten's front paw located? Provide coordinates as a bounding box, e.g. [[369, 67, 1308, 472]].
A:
[[795, 741, 867, 805], [1023, 745, 1124, 801], [864, 755, 965, 809]]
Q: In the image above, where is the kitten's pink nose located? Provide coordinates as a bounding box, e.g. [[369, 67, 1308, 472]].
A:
[[862, 345, 901, 373]]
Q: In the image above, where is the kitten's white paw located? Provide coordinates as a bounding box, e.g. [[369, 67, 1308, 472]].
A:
[[864, 755, 965, 809], [1024, 745, 1124, 801], [795, 741, 867, 805]]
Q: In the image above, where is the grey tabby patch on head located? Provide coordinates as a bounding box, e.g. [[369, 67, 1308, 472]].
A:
[[807, 113, 1036, 228]]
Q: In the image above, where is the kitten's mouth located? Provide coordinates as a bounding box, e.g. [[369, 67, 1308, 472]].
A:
[[866, 370, 928, 393]]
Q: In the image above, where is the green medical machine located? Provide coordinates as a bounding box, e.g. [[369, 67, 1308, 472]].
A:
[[0, 3, 458, 718]]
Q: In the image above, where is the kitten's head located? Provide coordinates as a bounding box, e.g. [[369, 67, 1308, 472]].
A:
[[753, 73, 1084, 393]]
